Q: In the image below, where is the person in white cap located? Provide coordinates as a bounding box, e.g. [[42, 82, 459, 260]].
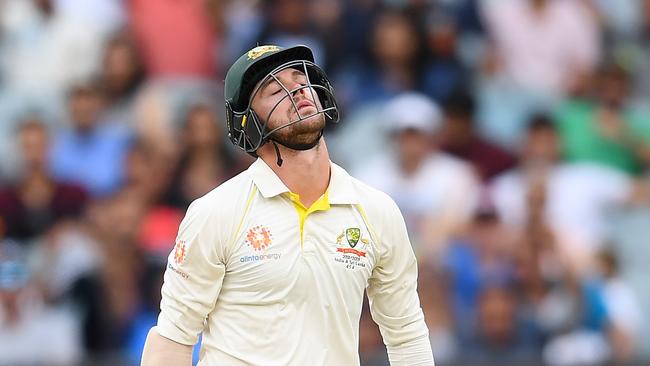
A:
[[141, 45, 435, 365], [354, 92, 480, 260]]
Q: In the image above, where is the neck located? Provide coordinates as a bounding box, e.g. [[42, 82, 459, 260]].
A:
[[21, 169, 51, 186], [259, 138, 331, 207], [383, 64, 414, 87], [399, 155, 425, 177]]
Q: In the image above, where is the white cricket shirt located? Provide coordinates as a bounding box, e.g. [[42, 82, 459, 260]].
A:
[[157, 158, 431, 365]]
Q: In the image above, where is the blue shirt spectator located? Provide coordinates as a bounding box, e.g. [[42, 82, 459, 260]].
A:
[[49, 82, 132, 197], [49, 121, 131, 198]]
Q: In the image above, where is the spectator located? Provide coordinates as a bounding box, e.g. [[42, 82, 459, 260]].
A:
[[0, 239, 82, 365], [540, 274, 612, 366], [126, 258, 166, 364], [421, 12, 468, 103], [354, 92, 479, 258], [0, 0, 117, 171], [32, 221, 107, 354], [0, 119, 87, 240], [334, 8, 428, 108], [222, 0, 265, 65], [309, 0, 347, 73], [596, 249, 644, 361], [481, 0, 600, 96], [632, 0, 650, 100], [100, 32, 146, 126], [592, 0, 643, 40], [131, 84, 179, 160], [30, 196, 143, 360], [80, 190, 147, 355], [165, 103, 238, 210], [124, 257, 202, 364], [54, 0, 125, 35], [49, 82, 133, 197], [443, 208, 519, 340], [121, 141, 174, 206], [475, 0, 601, 149], [490, 115, 647, 272], [507, 159, 612, 366], [257, 0, 326, 67], [457, 285, 541, 365], [129, 0, 220, 79], [0, 0, 109, 96], [440, 90, 517, 181], [555, 63, 650, 175], [608, 195, 650, 358]]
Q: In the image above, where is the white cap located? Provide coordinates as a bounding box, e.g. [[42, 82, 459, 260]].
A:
[[383, 92, 443, 134]]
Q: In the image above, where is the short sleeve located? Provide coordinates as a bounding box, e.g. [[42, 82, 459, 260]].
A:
[[156, 198, 226, 345]]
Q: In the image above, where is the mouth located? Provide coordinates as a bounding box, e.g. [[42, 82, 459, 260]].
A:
[[296, 99, 315, 112]]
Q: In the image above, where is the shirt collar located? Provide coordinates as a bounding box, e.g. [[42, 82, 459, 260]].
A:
[[328, 162, 359, 204], [248, 158, 359, 204], [248, 158, 290, 198]]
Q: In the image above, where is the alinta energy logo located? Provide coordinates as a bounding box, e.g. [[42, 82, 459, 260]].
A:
[[173, 239, 188, 265], [246, 225, 273, 251], [240, 225, 282, 263]]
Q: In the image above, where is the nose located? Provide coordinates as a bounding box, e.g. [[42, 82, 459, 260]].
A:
[[290, 81, 307, 98]]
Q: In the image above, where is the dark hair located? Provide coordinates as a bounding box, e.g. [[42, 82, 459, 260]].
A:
[[597, 62, 630, 84], [526, 113, 555, 133], [443, 89, 476, 120], [67, 79, 104, 101], [363, 7, 429, 75], [181, 102, 219, 131], [103, 32, 146, 97], [598, 248, 619, 274]]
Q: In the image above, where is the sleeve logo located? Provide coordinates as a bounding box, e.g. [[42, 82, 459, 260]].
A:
[[173, 239, 187, 265]]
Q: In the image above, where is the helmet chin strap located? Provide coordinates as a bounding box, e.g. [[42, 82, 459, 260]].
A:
[[268, 129, 324, 167], [271, 140, 284, 167]]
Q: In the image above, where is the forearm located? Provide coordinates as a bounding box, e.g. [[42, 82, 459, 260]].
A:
[[141, 327, 193, 366], [387, 333, 435, 366]]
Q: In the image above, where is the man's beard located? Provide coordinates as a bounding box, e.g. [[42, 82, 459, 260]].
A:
[[268, 113, 326, 150]]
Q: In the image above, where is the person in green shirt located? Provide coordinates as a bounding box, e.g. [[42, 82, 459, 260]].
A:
[[555, 63, 650, 175]]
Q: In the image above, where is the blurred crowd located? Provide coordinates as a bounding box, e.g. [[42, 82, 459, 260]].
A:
[[0, 0, 649, 365]]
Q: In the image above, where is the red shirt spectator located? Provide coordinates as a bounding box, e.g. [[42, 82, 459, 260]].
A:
[[1, 120, 88, 240], [441, 91, 517, 181], [129, 0, 219, 78]]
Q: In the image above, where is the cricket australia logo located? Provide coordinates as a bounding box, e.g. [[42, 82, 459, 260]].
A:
[[336, 227, 369, 257], [346, 227, 360, 247], [247, 45, 280, 60]]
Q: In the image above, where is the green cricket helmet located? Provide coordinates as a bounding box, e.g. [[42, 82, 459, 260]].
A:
[[224, 45, 340, 155]]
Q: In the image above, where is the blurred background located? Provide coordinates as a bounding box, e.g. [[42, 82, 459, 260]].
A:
[[0, 0, 649, 365]]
